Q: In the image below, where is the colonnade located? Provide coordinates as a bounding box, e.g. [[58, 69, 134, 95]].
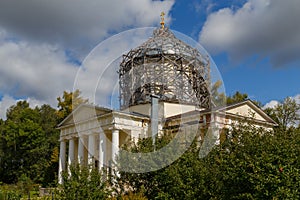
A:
[[58, 130, 120, 184]]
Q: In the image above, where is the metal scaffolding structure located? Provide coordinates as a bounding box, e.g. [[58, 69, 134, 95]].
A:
[[119, 27, 211, 110]]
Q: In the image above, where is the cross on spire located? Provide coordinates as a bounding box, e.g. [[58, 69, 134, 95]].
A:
[[160, 12, 165, 29]]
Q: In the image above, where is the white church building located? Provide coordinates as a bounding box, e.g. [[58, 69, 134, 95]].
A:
[[57, 20, 277, 183]]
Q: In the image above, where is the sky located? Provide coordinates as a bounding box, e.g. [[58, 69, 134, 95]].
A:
[[0, 0, 299, 119]]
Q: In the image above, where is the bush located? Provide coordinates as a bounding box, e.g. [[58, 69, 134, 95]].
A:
[[56, 164, 109, 200], [116, 125, 300, 199]]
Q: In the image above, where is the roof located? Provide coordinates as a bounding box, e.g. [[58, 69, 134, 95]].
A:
[[57, 103, 112, 127], [127, 27, 209, 64], [166, 99, 278, 126], [57, 103, 150, 128], [217, 99, 277, 125]]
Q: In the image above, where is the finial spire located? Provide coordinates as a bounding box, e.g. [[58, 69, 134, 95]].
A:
[[160, 12, 165, 29]]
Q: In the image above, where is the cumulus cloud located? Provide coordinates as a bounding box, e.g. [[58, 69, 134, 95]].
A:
[[199, 0, 300, 67], [0, 95, 15, 119], [0, 27, 80, 119], [0, 1, 174, 118], [0, 0, 174, 55], [0, 95, 48, 120], [0, 29, 77, 106], [263, 94, 300, 110], [263, 100, 279, 110]]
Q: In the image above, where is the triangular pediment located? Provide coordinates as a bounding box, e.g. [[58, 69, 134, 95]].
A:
[[58, 104, 112, 127], [219, 100, 276, 124]]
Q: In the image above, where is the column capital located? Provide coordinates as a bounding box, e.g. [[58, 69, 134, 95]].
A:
[[108, 126, 119, 131]]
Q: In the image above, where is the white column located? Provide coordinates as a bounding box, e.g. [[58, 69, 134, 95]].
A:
[[88, 134, 96, 166], [68, 139, 75, 166], [111, 129, 119, 164], [78, 137, 85, 165], [99, 132, 106, 170], [74, 139, 78, 163], [58, 140, 66, 184]]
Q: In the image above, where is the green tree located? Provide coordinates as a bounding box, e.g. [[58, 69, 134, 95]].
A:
[[268, 97, 300, 130], [226, 91, 248, 104], [0, 101, 60, 185], [56, 165, 109, 200], [0, 101, 47, 183], [37, 104, 60, 186], [211, 80, 226, 107], [57, 89, 88, 120], [116, 123, 300, 199], [0, 119, 4, 176]]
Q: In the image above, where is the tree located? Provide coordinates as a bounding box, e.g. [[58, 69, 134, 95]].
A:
[[268, 97, 300, 129], [226, 91, 262, 107], [211, 80, 226, 107], [0, 101, 60, 186], [57, 89, 88, 120], [56, 165, 109, 200], [226, 91, 248, 105], [116, 123, 300, 199], [216, 124, 300, 199], [37, 104, 60, 186], [0, 101, 47, 183], [0, 119, 4, 172]]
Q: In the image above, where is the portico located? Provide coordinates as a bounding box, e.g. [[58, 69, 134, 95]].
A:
[[57, 104, 149, 184]]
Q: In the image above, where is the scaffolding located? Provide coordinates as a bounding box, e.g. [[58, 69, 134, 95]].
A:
[[119, 27, 211, 110]]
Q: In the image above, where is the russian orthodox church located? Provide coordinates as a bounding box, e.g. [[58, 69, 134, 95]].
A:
[[57, 15, 277, 183]]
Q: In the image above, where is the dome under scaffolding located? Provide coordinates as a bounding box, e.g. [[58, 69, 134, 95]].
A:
[[119, 27, 211, 110]]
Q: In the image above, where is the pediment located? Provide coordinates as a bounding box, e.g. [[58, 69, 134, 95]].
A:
[[219, 100, 276, 124], [58, 104, 111, 127]]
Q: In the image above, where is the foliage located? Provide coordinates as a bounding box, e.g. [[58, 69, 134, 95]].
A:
[[212, 87, 262, 108], [116, 123, 300, 199], [57, 89, 88, 120], [56, 164, 109, 200], [16, 174, 33, 195], [211, 80, 226, 107], [266, 97, 300, 130], [0, 89, 87, 186], [0, 185, 22, 200], [226, 91, 248, 105], [0, 182, 44, 200], [111, 191, 147, 200], [0, 101, 59, 186]]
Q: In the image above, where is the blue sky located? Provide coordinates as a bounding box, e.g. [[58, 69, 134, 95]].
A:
[[170, 0, 300, 104], [0, 0, 299, 118]]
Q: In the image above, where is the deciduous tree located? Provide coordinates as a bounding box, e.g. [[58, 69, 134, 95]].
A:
[[57, 89, 88, 120]]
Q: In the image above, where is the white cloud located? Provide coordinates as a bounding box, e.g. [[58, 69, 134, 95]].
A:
[[294, 94, 300, 105], [263, 100, 279, 110], [0, 30, 78, 107], [263, 94, 300, 110], [199, 0, 300, 67], [0, 0, 174, 56], [0, 1, 175, 119], [0, 95, 16, 119], [0, 28, 84, 120], [0, 95, 52, 120]]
